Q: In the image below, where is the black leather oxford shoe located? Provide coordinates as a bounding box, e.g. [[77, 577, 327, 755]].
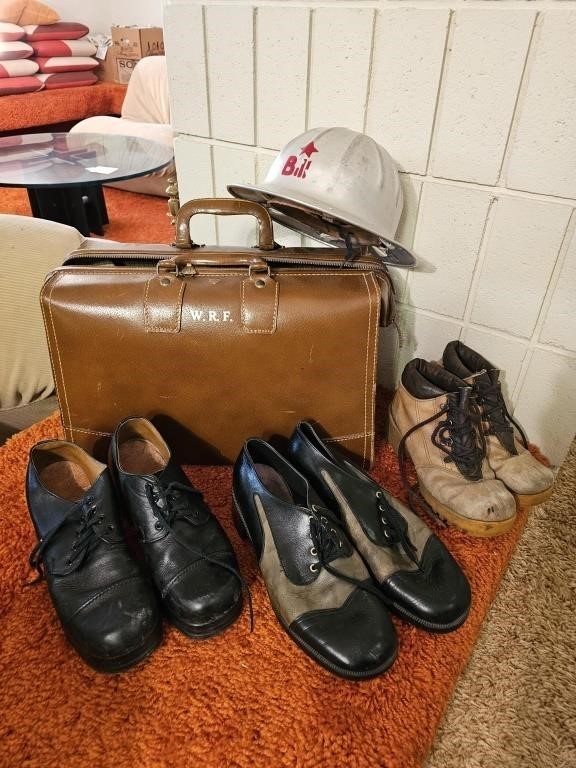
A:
[[233, 438, 397, 680], [26, 440, 162, 672], [288, 422, 471, 633], [110, 417, 243, 639]]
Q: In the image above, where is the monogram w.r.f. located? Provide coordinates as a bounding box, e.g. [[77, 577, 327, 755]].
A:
[[188, 309, 232, 322]]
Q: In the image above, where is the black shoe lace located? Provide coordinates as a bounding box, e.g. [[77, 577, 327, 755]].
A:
[[27, 495, 112, 584], [396, 390, 485, 526], [308, 506, 392, 605], [146, 480, 253, 631], [429, 394, 485, 479], [145, 481, 207, 529], [474, 379, 528, 449], [374, 490, 419, 567]]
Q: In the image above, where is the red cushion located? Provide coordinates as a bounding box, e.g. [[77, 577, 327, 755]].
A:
[[0, 22, 25, 42], [0, 75, 44, 95], [30, 39, 97, 57], [0, 41, 33, 60], [0, 59, 39, 77], [34, 56, 99, 73], [23, 22, 89, 41], [37, 71, 98, 89]]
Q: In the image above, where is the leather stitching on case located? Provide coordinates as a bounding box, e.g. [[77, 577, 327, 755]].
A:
[[241, 277, 279, 334], [144, 276, 185, 333], [40, 277, 66, 437], [55, 269, 378, 277], [368, 272, 381, 466], [325, 431, 375, 442], [362, 273, 371, 469], [66, 426, 112, 436], [46, 276, 73, 435]]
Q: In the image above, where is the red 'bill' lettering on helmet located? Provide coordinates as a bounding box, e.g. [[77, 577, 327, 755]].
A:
[[282, 156, 313, 179], [282, 155, 298, 176]]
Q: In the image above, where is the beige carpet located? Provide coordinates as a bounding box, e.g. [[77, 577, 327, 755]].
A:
[[427, 442, 576, 768]]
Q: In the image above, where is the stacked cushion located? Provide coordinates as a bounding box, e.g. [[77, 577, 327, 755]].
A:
[[27, 22, 97, 85], [0, 74, 42, 94], [0, 22, 38, 92], [0, 18, 96, 94], [0, 39, 32, 58], [35, 56, 97, 73], [22, 22, 88, 40], [37, 70, 97, 89], [0, 58, 38, 76], [0, 21, 24, 40], [29, 38, 96, 56]]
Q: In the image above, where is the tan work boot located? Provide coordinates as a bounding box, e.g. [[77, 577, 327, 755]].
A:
[[442, 340, 554, 508], [389, 359, 517, 537]]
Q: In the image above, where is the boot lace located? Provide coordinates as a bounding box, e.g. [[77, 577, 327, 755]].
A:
[[146, 480, 253, 630], [430, 394, 485, 479], [28, 495, 113, 583], [474, 379, 528, 450], [397, 391, 485, 526], [308, 506, 391, 604]]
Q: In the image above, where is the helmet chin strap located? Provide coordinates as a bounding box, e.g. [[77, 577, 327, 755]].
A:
[[263, 197, 416, 267], [341, 229, 359, 265]]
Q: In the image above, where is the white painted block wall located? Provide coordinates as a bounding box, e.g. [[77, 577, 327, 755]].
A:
[[163, 0, 576, 467]]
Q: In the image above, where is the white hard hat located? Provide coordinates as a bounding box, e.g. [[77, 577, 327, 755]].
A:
[[228, 127, 416, 267]]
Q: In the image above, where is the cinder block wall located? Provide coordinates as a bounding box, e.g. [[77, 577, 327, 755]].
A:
[[163, 0, 576, 466]]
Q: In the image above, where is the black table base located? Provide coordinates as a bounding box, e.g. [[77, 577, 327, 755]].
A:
[[27, 184, 109, 236]]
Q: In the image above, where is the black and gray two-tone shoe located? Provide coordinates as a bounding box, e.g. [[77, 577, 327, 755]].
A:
[[288, 422, 471, 633], [233, 438, 397, 680]]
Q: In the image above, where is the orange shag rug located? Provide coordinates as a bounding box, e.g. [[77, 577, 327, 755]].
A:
[[0, 187, 540, 767], [0, 410, 538, 768]]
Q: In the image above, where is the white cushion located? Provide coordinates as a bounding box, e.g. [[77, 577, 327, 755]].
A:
[[121, 56, 170, 124], [0, 22, 25, 42], [0, 216, 83, 408], [70, 115, 174, 197]]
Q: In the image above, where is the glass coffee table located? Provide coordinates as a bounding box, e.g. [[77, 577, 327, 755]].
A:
[[0, 132, 174, 236]]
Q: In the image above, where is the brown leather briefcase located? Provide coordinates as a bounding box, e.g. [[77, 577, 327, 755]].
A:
[[41, 198, 394, 467]]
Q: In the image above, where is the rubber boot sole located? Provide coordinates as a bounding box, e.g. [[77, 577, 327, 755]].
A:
[[513, 486, 554, 510]]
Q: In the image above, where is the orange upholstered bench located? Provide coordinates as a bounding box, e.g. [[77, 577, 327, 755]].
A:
[[0, 81, 126, 134]]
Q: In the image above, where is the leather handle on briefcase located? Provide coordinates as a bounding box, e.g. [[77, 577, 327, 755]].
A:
[[173, 198, 276, 251]]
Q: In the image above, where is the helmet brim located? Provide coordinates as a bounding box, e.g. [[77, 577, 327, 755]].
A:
[[228, 182, 417, 268]]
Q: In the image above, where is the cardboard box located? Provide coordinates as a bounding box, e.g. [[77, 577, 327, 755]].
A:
[[95, 45, 117, 83], [112, 25, 164, 58], [115, 57, 140, 85], [97, 26, 164, 84]]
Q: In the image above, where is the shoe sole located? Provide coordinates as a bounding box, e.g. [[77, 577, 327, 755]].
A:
[[513, 486, 554, 510], [388, 412, 517, 538], [419, 484, 516, 538], [379, 592, 470, 634], [164, 595, 243, 640], [77, 617, 163, 674], [232, 492, 397, 681]]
